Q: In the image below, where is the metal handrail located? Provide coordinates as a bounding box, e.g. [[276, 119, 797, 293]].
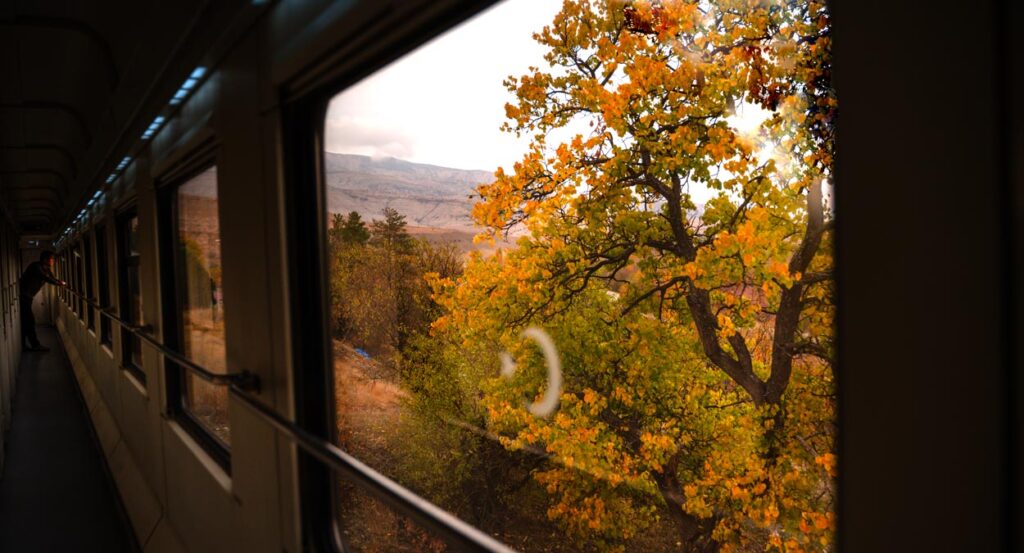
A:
[[231, 391, 516, 552], [56, 283, 515, 552], [61, 285, 260, 391]]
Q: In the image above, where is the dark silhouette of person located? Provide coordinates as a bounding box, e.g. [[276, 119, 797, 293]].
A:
[[19, 250, 65, 351]]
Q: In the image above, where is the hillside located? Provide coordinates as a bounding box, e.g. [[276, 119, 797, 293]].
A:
[[323, 152, 494, 232]]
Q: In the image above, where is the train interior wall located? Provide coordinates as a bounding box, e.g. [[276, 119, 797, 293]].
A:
[[21, 2, 345, 551], [44, 34, 291, 553], [0, 223, 22, 477]]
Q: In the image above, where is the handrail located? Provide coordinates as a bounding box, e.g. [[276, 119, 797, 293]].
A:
[[61, 284, 260, 391], [230, 391, 516, 552], [56, 282, 515, 552]]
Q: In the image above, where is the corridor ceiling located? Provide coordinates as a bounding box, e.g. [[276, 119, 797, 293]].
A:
[[0, 0, 244, 236]]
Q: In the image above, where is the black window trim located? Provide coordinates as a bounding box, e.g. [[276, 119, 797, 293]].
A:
[[0, 234, 6, 331], [83, 232, 96, 332], [156, 149, 232, 471], [116, 206, 147, 386], [282, 1, 508, 551], [96, 223, 114, 347], [73, 240, 86, 321]]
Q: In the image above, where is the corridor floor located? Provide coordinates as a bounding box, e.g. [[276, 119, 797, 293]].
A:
[[0, 326, 137, 552]]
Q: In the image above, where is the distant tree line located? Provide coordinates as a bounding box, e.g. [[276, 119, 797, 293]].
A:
[[327, 207, 462, 363]]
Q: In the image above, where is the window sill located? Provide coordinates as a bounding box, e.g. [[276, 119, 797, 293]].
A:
[[120, 365, 148, 398], [167, 418, 233, 495]]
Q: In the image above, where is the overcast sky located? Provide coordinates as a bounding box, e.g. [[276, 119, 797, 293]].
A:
[[324, 0, 771, 184], [324, 0, 562, 172]]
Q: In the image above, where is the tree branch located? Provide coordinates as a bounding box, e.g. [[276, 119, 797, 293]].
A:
[[765, 179, 829, 404]]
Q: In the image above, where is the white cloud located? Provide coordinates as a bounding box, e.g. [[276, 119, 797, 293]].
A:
[[323, 116, 415, 160], [325, 0, 562, 172]]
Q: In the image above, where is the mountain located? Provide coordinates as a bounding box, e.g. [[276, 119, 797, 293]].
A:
[[323, 152, 494, 232]]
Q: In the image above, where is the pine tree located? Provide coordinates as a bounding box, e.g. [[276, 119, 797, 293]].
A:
[[371, 207, 413, 253], [340, 211, 370, 246]]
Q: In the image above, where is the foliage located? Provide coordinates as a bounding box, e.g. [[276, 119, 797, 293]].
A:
[[429, 0, 836, 550], [330, 211, 371, 249], [371, 206, 415, 253], [327, 1, 835, 550], [328, 208, 463, 359], [180, 235, 214, 307]]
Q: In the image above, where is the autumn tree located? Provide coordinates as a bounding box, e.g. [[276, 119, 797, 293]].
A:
[[433, 0, 836, 550], [330, 206, 466, 359]]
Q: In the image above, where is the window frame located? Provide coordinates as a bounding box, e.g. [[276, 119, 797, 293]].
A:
[[61, 252, 69, 305], [56, 252, 63, 305], [0, 234, 6, 333], [83, 232, 96, 331], [73, 241, 85, 320], [281, 2, 504, 550], [95, 224, 113, 347], [157, 157, 232, 471], [116, 207, 146, 385]]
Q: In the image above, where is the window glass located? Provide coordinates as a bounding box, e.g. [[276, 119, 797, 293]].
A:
[[118, 212, 144, 380], [321, 1, 835, 551], [84, 234, 95, 330], [57, 253, 63, 304], [73, 244, 84, 318], [96, 225, 112, 346], [175, 166, 229, 447], [62, 253, 69, 304], [0, 237, 6, 331]]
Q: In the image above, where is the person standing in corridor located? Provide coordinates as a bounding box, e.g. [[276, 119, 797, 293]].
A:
[[19, 250, 65, 352]]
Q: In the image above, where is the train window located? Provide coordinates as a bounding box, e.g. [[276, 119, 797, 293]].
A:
[[117, 210, 145, 383], [3, 239, 7, 331], [314, 0, 835, 550], [96, 225, 112, 347], [164, 165, 231, 456], [72, 242, 85, 319], [57, 252, 63, 304], [3, 238, 7, 327], [65, 251, 71, 305], [53, 251, 59, 304], [61, 252, 68, 304], [83, 234, 96, 331], [0, 237, 6, 330], [70, 249, 77, 311], [68, 246, 75, 311]]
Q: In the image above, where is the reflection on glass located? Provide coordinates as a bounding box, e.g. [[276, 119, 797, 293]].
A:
[[177, 167, 229, 446], [122, 215, 143, 369], [127, 263, 142, 366], [96, 225, 113, 345], [84, 235, 95, 329], [73, 247, 84, 316]]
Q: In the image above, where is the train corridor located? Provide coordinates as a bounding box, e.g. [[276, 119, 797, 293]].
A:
[[0, 326, 137, 553]]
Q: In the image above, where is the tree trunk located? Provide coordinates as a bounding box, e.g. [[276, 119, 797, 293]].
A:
[[654, 454, 720, 552]]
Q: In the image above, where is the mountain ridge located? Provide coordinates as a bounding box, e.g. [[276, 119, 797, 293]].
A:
[[323, 152, 495, 232]]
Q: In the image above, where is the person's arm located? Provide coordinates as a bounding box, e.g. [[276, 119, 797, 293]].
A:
[[40, 265, 65, 287]]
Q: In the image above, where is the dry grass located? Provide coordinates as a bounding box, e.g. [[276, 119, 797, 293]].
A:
[[331, 340, 449, 550], [332, 340, 406, 462]]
